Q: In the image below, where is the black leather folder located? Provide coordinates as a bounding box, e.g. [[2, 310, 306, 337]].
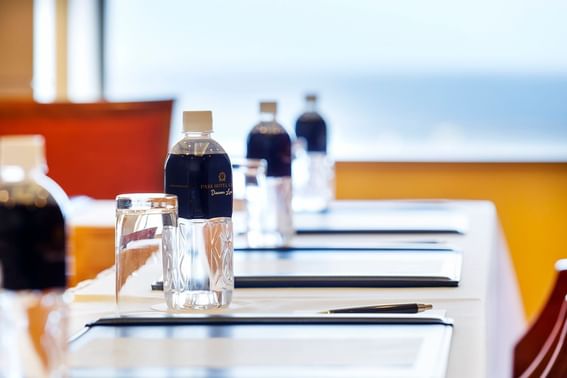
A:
[[86, 313, 453, 327], [152, 247, 461, 290], [70, 314, 453, 377], [293, 202, 467, 235]]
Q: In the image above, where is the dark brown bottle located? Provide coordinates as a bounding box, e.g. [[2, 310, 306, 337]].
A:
[[0, 135, 68, 290], [295, 94, 327, 153], [245, 101, 293, 246], [246, 101, 292, 177]]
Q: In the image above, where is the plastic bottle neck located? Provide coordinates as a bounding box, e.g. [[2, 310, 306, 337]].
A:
[[305, 98, 317, 113], [183, 131, 212, 138], [260, 111, 276, 123], [0, 165, 46, 183]]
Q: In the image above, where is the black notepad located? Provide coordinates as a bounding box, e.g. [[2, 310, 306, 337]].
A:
[[70, 314, 453, 378], [235, 244, 454, 252], [87, 313, 453, 327], [294, 203, 468, 235], [237, 248, 462, 287], [152, 247, 461, 290], [296, 228, 464, 235]]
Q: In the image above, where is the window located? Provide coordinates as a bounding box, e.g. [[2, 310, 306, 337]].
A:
[[105, 0, 567, 161]]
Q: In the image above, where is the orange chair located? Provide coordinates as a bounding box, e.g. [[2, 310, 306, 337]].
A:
[[0, 100, 174, 199], [514, 260, 567, 377]]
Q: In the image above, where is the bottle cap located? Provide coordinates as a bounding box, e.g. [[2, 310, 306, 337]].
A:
[[259, 101, 277, 114], [305, 94, 317, 102], [0, 135, 47, 172], [183, 111, 213, 133]]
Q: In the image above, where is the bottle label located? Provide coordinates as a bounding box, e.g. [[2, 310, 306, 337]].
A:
[[0, 203, 66, 290], [165, 153, 233, 219], [295, 113, 327, 153], [246, 130, 292, 177]]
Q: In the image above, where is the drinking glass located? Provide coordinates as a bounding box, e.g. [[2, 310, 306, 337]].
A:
[[231, 159, 267, 245], [115, 193, 177, 315]]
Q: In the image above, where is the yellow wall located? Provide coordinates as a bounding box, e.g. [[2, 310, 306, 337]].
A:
[[335, 162, 567, 320]]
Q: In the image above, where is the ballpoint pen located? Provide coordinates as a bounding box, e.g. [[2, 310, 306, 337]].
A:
[[321, 303, 433, 314]]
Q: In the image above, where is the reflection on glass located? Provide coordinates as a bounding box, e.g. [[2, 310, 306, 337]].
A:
[[115, 193, 177, 315]]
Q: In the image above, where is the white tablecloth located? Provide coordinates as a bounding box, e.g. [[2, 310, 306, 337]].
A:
[[68, 200, 525, 378]]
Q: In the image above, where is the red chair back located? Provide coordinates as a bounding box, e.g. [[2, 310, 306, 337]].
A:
[[514, 260, 567, 377], [0, 100, 173, 199], [542, 296, 567, 377], [519, 296, 567, 377]]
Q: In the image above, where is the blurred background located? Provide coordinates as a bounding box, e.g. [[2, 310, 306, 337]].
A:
[[33, 0, 567, 159], [1, 0, 566, 320]]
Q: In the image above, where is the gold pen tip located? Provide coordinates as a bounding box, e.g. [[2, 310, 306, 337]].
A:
[[418, 304, 434, 312]]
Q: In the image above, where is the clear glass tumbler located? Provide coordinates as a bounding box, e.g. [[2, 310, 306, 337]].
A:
[[233, 158, 294, 248], [115, 193, 177, 315], [231, 158, 267, 239]]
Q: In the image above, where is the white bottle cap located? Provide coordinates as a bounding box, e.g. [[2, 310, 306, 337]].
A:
[[183, 111, 213, 133], [305, 94, 317, 102], [259, 101, 277, 114], [0, 135, 47, 172]]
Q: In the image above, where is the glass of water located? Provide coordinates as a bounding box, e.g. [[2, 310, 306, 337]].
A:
[[115, 193, 177, 315], [231, 159, 267, 245]]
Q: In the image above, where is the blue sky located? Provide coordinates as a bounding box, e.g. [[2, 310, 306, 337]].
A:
[[105, 1, 567, 160], [108, 0, 567, 75]]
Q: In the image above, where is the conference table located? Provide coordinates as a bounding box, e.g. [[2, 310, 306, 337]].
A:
[[67, 200, 525, 377]]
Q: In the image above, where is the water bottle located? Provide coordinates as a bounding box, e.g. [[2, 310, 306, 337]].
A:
[[0, 135, 69, 378], [164, 111, 234, 309], [246, 101, 293, 247], [293, 94, 334, 212]]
